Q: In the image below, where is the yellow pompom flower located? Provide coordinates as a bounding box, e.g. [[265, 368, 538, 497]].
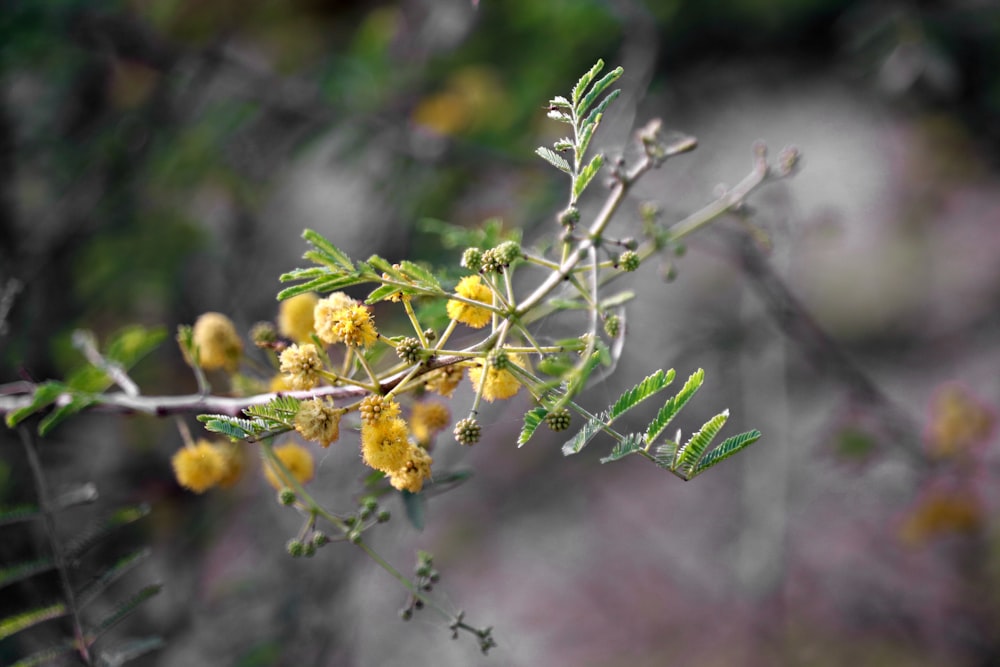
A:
[[264, 442, 315, 490], [315, 302, 379, 348], [214, 443, 246, 489], [172, 440, 225, 493], [359, 394, 401, 425], [389, 444, 434, 493], [361, 417, 410, 473], [312, 292, 360, 344], [446, 275, 493, 329], [278, 343, 324, 390], [423, 365, 464, 398], [191, 312, 243, 371], [410, 400, 450, 444], [278, 292, 319, 343], [295, 398, 342, 448], [468, 355, 524, 402]]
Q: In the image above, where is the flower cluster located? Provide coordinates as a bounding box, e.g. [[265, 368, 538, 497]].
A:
[[172, 439, 245, 493]]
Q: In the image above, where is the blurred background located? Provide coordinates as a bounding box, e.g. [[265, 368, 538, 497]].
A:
[[2, 0, 1000, 665]]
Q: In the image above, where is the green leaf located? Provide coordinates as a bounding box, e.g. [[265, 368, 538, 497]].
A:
[[0, 603, 67, 641], [549, 95, 573, 109], [302, 229, 354, 271], [693, 429, 762, 477], [243, 396, 301, 424], [5, 382, 67, 428], [401, 490, 425, 531], [535, 146, 572, 174], [572, 60, 604, 106], [10, 644, 76, 667], [561, 410, 608, 456], [38, 395, 96, 436], [0, 503, 41, 526], [600, 432, 644, 463], [276, 272, 369, 301], [653, 441, 678, 469], [198, 414, 265, 440], [518, 406, 548, 447], [278, 266, 329, 282], [66, 505, 151, 562], [645, 368, 704, 445], [573, 153, 604, 200], [609, 369, 675, 421], [77, 548, 152, 609], [398, 260, 442, 290], [577, 116, 600, 161], [582, 89, 621, 130], [0, 558, 54, 590], [598, 290, 635, 309], [365, 254, 397, 276], [675, 410, 729, 475], [104, 325, 167, 368], [366, 283, 407, 304], [576, 66, 623, 117], [87, 584, 162, 642]]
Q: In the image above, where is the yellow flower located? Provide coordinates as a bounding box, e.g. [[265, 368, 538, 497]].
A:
[[264, 442, 315, 490], [315, 302, 379, 348], [410, 400, 450, 444], [214, 443, 246, 489], [926, 384, 994, 459], [423, 365, 464, 398], [295, 398, 342, 448], [278, 293, 319, 343], [389, 444, 433, 493], [468, 354, 524, 402], [312, 292, 360, 344], [900, 488, 982, 546], [359, 394, 401, 425], [361, 417, 410, 473], [172, 440, 225, 493], [278, 343, 324, 390], [191, 312, 243, 371], [446, 275, 493, 328]]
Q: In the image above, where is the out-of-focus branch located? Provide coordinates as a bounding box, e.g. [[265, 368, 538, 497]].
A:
[[728, 230, 927, 467]]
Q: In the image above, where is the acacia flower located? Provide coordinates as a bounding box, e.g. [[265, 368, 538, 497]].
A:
[[361, 417, 410, 473], [315, 302, 379, 348], [410, 400, 450, 443], [279, 343, 324, 390], [312, 292, 360, 342], [295, 398, 342, 448], [423, 365, 464, 398], [191, 312, 243, 371], [446, 275, 493, 329], [172, 440, 225, 493], [278, 292, 319, 342], [264, 442, 315, 490], [468, 353, 525, 402], [359, 394, 401, 425], [389, 444, 433, 493]]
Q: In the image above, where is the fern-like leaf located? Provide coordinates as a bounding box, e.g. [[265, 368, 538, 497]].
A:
[[644, 368, 704, 445], [536, 146, 572, 174], [65, 505, 151, 563], [86, 584, 162, 642], [0, 503, 42, 526], [0, 603, 67, 641], [0, 558, 55, 590], [675, 410, 729, 475], [302, 228, 354, 271], [582, 89, 621, 131], [561, 410, 608, 456], [599, 433, 645, 463], [572, 60, 604, 106], [10, 643, 76, 667], [38, 395, 96, 436], [518, 406, 548, 447], [77, 548, 152, 609], [573, 153, 604, 200], [609, 369, 675, 421], [576, 66, 623, 117], [653, 441, 679, 469], [243, 396, 300, 424], [398, 260, 442, 290], [197, 414, 263, 440], [692, 429, 762, 477]]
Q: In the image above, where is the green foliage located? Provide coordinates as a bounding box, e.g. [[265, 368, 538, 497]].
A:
[[199, 395, 303, 442]]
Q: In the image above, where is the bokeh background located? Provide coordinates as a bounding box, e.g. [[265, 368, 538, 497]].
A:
[[3, 0, 1000, 665]]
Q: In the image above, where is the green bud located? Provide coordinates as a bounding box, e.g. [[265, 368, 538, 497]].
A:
[[278, 488, 296, 505], [287, 539, 305, 557]]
